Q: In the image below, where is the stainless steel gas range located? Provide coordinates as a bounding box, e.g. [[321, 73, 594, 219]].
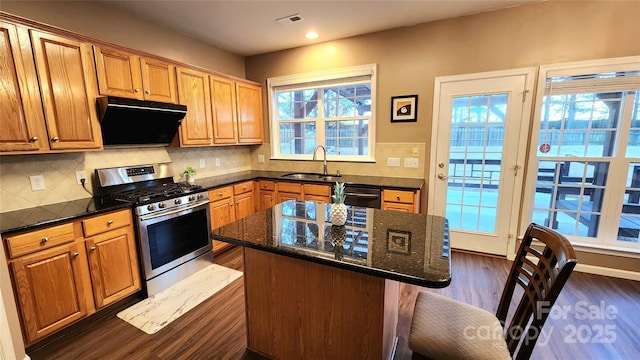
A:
[[95, 162, 212, 295]]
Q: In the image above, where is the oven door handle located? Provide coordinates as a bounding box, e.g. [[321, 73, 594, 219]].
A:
[[139, 201, 209, 221]]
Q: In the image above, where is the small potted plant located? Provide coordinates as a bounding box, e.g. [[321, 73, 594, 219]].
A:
[[182, 166, 197, 184], [330, 182, 347, 226]]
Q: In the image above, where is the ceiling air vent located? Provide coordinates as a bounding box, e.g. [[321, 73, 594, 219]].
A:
[[276, 14, 304, 25]]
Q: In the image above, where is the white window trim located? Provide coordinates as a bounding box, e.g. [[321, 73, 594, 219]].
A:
[[521, 55, 640, 252], [267, 64, 377, 162]]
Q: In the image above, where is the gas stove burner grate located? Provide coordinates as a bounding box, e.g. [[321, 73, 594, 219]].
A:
[[104, 182, 204, 204]]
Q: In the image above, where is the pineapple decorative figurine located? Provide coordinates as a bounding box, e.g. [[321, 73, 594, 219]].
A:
[[330, 182, 347, 226], [330, 225, 347, 260]]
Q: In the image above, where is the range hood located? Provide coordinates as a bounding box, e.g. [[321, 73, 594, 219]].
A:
[[97, 96, 187, 147]]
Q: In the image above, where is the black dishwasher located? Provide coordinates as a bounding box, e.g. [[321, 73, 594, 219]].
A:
[[343, 185, 381, 209]]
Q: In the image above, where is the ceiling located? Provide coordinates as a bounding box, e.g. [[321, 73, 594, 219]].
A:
[[101, 0, 538, 57]]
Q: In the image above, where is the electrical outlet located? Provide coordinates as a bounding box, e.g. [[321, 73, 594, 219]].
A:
[[257, 154, 265, 163], [30, 175, 45, 191], [387, 158, 400, 167], [75, 170, 87, 185], [404, 157, 419, 168], [199, 159, 205, 168], [215, 158, 221, 167]]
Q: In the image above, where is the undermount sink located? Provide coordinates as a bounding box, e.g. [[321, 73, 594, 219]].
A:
[[280, 173, 342, 182]]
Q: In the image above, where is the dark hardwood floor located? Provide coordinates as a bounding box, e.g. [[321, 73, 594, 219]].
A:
[[27, 247, 640, 360]]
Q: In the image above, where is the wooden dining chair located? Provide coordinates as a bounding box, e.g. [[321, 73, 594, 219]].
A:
[[408, 223, 577, 360]]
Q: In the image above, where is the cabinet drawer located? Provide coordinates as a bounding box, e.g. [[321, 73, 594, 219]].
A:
[[5, 223, 75, 258], [277, 182, 302, 194], [303, 184, 331, 197], [210, 186, 233, 201], [82, 209, 131, 237], [258, 180, 275, 191], [382, 189, 415, 204], [233, 181, 254, 195]]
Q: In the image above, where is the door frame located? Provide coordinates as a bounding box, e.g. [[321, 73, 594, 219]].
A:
[[428, 67, 537, 259]]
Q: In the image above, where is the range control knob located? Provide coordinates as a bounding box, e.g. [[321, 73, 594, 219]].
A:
[[188, 195, 196, 201], [147, 204, 155, 211], [158, 202, 166, 209], [197, 193, 205, 199], [174, 198, 182, 205]]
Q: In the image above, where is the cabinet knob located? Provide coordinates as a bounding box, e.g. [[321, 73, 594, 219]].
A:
[[243, 186, 247, 190], [73, 252, 79, 257], [51, 136, 59, 142], [134, 88, 140, 93], [90, 246, 96, 251], [219, 192, 223, 197], [145, 90, 150, 94], [396, 196, 400, 201], [30, 136, 39, 142], [41, 237, 48, 244], [107, 220, 113, 225]]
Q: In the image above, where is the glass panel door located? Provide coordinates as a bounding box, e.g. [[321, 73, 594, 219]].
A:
[[430, 70, 534, 256]]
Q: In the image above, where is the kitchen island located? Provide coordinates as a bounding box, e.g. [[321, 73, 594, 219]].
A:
[[212, 201, 450, 360]]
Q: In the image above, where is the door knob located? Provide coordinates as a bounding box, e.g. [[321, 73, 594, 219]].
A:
[[437, 173, 448, 180]]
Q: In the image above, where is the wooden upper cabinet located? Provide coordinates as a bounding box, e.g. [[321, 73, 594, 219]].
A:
[[0, 21, 48, 153], [30, 30, 102, 151], [210, 74, 238, 144], [176, 67, 213, 146], [236, 80, 264, 144], [140, 58, 177, 103], [94, 46, 177, 103]]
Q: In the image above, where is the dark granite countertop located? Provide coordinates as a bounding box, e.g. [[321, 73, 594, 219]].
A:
[[212, 200, 450, 288], [194, 170, 425, 191], [1, 171, 423, 235], [0, 197, 131, 235]]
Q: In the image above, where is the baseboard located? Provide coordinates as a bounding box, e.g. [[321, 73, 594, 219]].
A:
[[574, 263, 640, 281]]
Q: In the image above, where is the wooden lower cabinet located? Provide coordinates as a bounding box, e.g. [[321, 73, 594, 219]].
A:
[[382, 189, 419, 213], [85, 226, 140, 308], [210, 181, 254, 253], [11, 242, 93, 343], [303, 183, 331, 204], [257, 180, 276, 211], [276, 182, 303, 203], [5, 209, 140, 345]]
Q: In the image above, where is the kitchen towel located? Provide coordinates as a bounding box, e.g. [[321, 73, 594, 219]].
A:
[[117, 264, 242, 334]]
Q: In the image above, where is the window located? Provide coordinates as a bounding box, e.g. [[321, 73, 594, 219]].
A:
[[267, 64, 377, 161], [524, 57, 640, 251]]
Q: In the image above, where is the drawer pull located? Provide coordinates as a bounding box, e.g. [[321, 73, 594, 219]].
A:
[[219, 192, 223, 197], [107, 220, 114, 225], [396, 196, 400, 201], [243, 186, 247, 190], [41, 237, 49, 244]]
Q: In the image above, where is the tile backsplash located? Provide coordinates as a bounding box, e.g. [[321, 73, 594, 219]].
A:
[[0, 142, 425, 213], [0, 147, 250, 212]]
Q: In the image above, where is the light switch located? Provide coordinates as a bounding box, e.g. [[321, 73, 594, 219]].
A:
[[387, 158, 400, 167], [215, 158, 221, 167], [200, 159, 206, 168], [404, 158, 419, 168]]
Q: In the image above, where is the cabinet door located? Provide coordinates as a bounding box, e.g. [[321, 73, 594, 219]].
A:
[[176, 67, 213, 146], [235, 81, 263, 144], [210, 197, 235, 252], [30, 30, 102, 150], [0, 21, 48, 153], [305, 194, 331, 204], [210, 75, 238, 144], [277, 192, 303, 204], [85, 226, 141, 309], [11, 243, 92, 344], [259, 190, 276, 211], [140, 58, 177, 103], [93, 46, 143, 99], [382, 202, 415, 213], [235, 191, 254, 220]]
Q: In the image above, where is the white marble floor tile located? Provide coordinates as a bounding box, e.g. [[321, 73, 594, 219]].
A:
[[117, 264, 243, 334]]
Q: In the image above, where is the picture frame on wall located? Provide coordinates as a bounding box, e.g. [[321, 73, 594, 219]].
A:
[[390, 95, 418, 122]]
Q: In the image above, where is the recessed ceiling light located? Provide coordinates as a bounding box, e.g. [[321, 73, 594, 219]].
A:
[[306, 31, 319, 39]]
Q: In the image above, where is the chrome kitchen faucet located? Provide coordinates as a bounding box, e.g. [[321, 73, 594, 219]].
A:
[[313, 145, 328, 175]]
